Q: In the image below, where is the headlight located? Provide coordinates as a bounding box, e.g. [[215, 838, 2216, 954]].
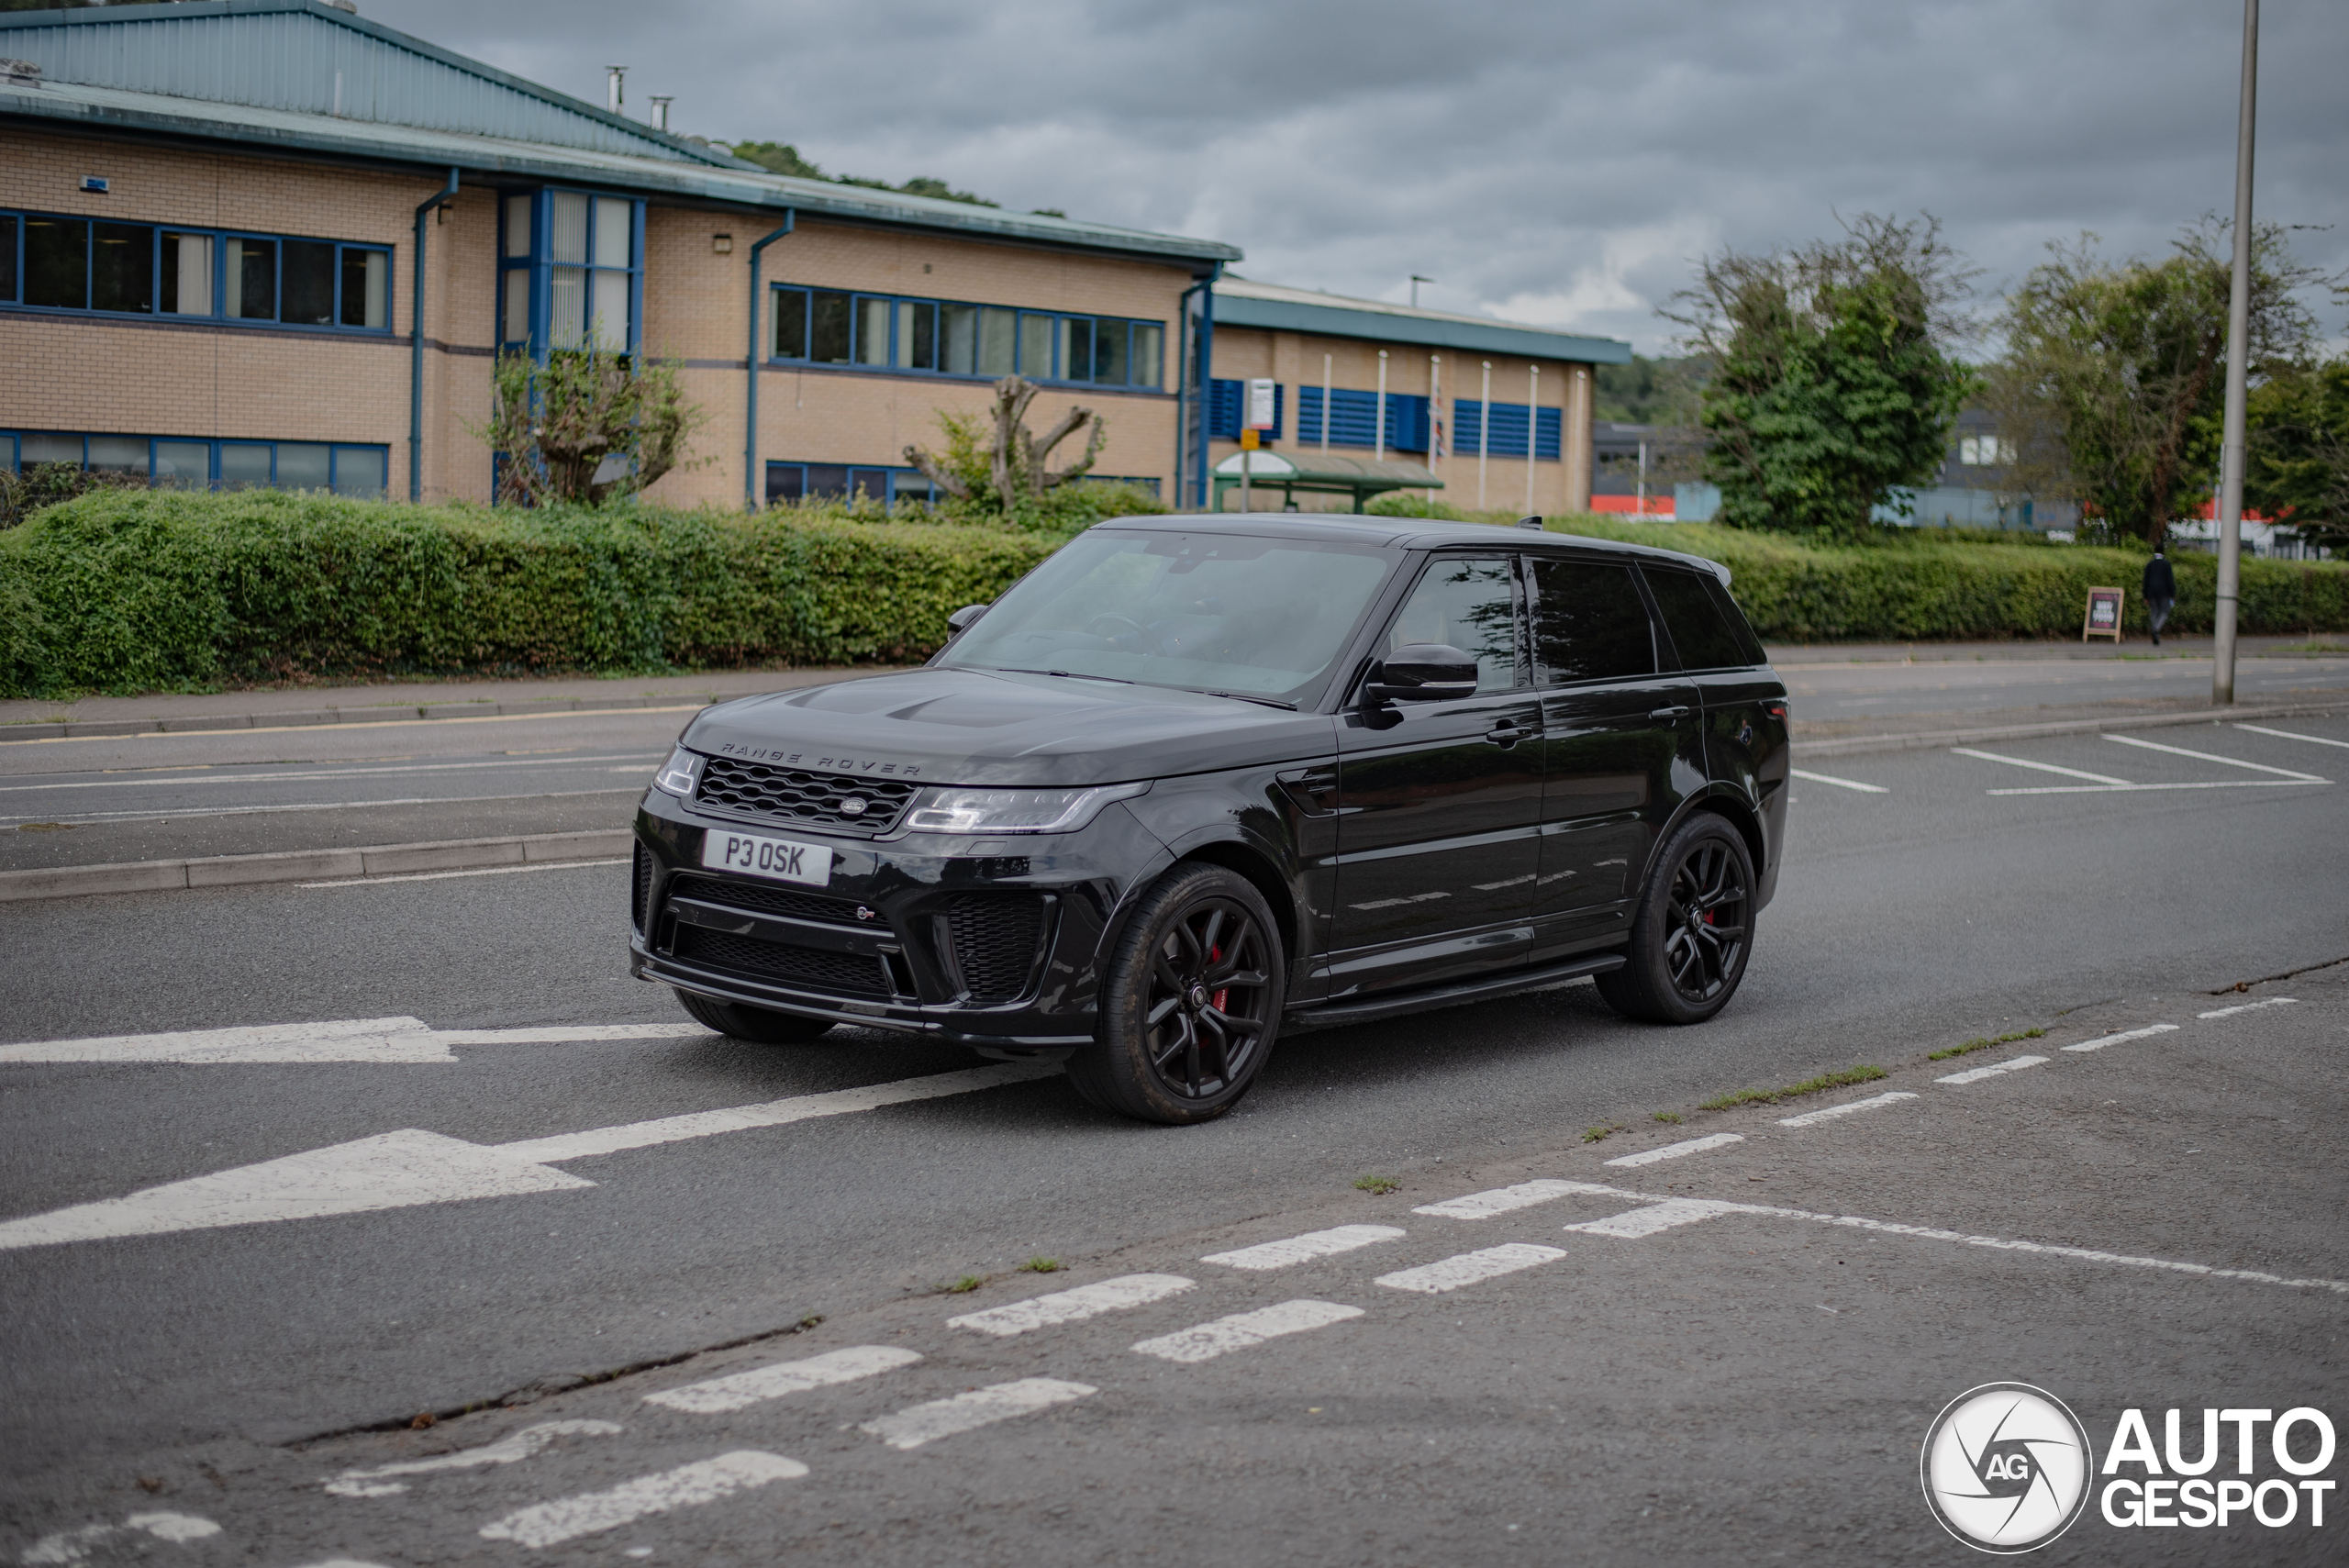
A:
[[652, 746, 703, 798], [903, 782, 1150, 835]]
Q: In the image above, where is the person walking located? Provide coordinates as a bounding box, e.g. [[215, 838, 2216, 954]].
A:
[[2143, 548, 2176, 647]]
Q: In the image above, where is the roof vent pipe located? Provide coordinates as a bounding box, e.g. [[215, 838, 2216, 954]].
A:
[[649, 95, 673, 132], [607, 65, 627, 115]]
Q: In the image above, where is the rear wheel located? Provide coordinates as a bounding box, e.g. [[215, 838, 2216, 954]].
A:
[[1068, 863, 1286, 1125], [674, 988, 836, 1044], [1594, 813, 1755, 1025]]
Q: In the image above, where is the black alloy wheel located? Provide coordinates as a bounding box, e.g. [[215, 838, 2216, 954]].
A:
[[673, 987, 837, 1044], [1594, 813, 1755, 1025], [1069, 863, 1286, 1124]]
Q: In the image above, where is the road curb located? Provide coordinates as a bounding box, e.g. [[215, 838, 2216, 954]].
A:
[[1790, 697, 2349, 759], [0, 695, 718, 743], [0, 829, 632, 904]]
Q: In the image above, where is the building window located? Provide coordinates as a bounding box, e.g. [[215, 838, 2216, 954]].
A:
[[766, 460, 1162, 507], [1958, 435, 2016, 466], [0, 209, 389, 331], [2, 430, 388, 497], [1452, 401, 1561, 461], [1292, 385, 1426, 450], [767, 285, 1164, 389], [499, 189, 642, 352]]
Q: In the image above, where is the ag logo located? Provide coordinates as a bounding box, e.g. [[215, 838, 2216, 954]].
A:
[[1921, 1383, 2095, 1553]]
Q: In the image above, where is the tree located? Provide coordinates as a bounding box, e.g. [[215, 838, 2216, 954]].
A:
[[1591, 354, 1709, 426], [2246, 352, 2349, 553], [903, 375, 1105, 516], [1985, 219, 2321, 549], [1667, 213, 1976, 539], [723, 140, 1000, 208], [474, 349, 706, 506]]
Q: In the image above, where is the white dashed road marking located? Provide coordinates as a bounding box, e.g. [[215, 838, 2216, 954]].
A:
[[1373, 1243, 1567, 1293], [1790, 768, 1889, 793], [324, 1419, 623, 1496], [2199, 997, 2297, 1019], [23, 1514, 220, 1564], [1776, 1091, 1920, 1127], [1566, 1199, 1743, 1240], [0, 1017, 700, 1065], [2104, 732, 2328, 780], [645, 1346, 922, 1415], [1410, 1179, 1619, 1219], [477, 1451, 805, 1547], [1603, 1132, 1744, 1167], [1935, 1053, 2050, 1085], [2063, 1023, 2181, 1052], [947, 1273, 1196, 1338], [0, 1062, 1061, 1251], [1201, 1225, 1406, 1271], [859, 1378, 1096, 1450], [1130, 1300, 1365, 1362]]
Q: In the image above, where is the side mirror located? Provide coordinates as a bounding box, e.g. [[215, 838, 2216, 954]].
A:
[[1365, 642, 1479, 704], [946, 604, 989, 635]]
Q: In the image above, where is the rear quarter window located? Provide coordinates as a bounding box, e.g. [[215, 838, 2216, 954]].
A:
[[1643, 567, 1764, 670]]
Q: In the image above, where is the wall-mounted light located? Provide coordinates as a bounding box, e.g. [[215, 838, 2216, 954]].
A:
[[712, 234, 733, 254]]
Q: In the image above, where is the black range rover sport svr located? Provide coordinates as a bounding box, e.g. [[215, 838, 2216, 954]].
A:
[[631, 514, 1788, 1125]]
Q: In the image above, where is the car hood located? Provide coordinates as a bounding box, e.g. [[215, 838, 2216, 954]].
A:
[[681, 668, 1337, 788]]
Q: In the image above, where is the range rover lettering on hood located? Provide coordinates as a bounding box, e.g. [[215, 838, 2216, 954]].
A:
[[712, 741, 921, 776]]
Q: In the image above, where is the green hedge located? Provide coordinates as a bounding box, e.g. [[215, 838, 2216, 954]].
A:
[[1532, 517, 2349, 642], [0, 491, 1056, 697], [5, 493, 2344, 698]]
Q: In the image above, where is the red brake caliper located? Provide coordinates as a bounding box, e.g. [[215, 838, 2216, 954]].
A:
[[1209, 944, 1228, 1012]]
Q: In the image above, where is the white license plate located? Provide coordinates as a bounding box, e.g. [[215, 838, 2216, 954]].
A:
[[699, 829, 833, 886]]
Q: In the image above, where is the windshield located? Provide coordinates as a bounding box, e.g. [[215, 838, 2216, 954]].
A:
[[937, 528, 1398, 704]]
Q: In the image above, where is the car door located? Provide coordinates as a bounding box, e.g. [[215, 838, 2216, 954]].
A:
[[1642, 564, 1789, 903], [1526, 554, 1704, 960], [1325, 552, 1543, 995]]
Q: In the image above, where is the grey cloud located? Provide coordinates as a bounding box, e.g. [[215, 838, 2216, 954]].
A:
[[365, 0, 2348, 352]]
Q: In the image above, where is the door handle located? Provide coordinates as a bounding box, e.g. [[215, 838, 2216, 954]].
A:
[[1486, 720, 1531, 748], [1650, 706, 1691, 720]]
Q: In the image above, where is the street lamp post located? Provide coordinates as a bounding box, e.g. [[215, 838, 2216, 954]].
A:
[[2213, 0, 2258, 706]]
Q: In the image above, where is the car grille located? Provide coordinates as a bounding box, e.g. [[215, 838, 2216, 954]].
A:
[[694, 756, 920, 834], [631, 842, 652, 933], [945, 893, 1046, 1002], [672, 926, 891, 996], [666, 873, 878, 930]]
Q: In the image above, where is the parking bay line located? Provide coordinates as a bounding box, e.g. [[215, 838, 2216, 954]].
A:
[[645, 1346, 923, 1415], [0, 1061, 1062, 1251], [948, 1273, 1195, 1337], [0, 1016, 707, 1065], [476, 1451, 805, 1548], [324, 1419, 622, 1496], [1566, 1200, 1744, 1240], [2199, 996, 2297, 1019], [2235, 723, 2349, 751], [1789, 768, 1889, 794], [1201, 1225, 1406, 1271], [2104, 732, 2327, 780], [298, 859, 628, 888], [2063, 1023, 2181, 1052], [1953, 748, 2134, 785], [1131, 1300, 1365, 1362], [859, 1378, 1095, 1450], [1776, 1091, 1920, 1127], [1604, 1132, 1744, 1168], [1935, 1053, 2050, 1085], [1374, 1243, 1567, 1293]]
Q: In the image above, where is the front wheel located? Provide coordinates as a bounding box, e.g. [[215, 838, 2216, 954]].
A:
[[674, 988, 836, 1044], [1068, 863, 1286, 1125], [1594, 813, 1755, 1025]]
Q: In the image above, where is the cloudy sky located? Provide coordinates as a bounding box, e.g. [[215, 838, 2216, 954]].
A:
[[365, 0, 2348, 355]]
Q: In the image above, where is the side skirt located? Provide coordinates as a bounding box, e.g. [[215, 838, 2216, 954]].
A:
[[1282, 951, 1627, 1031]]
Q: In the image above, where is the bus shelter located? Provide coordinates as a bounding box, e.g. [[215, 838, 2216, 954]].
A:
[[1211, 451, 1443, 514]]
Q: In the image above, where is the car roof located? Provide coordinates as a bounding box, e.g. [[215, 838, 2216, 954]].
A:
[[1090, 512, 1732, 584]]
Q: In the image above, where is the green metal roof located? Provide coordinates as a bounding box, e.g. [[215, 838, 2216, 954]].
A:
[[1214, 275, 1630, 364], [0, 1, 1243, 268]]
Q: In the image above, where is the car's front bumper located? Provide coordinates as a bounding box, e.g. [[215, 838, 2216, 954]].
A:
[[629, 790, 1167, 1051]]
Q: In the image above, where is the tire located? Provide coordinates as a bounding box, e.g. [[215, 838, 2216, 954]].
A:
[[1067, 863, 1286, 1126], [1594, 812, 1756, 1025], [673, 987, 836, 1044]]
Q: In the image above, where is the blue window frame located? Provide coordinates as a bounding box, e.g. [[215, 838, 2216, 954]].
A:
[[498, 189, 644, 354], [0, 209, 392, 331], [1453, 401, 1559, 461], [766, 461, 1162, 507], [768, 284, 1164, 389], [1294, 386, 1428, 451], [3, 429, 389, 496]]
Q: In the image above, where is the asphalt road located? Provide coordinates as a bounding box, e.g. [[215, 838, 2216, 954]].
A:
[[2, 713, 2343, 1562], [1779, 649, 2349, 736]]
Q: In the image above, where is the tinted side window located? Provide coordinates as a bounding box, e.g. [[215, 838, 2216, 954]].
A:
[[1645, 568, 1754, 670], [1386, 556, 1519, 693], [1530, 559, 1655, 684]]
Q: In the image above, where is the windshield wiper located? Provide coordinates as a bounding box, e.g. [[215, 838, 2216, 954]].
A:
[[1186, 689, 1297, 710], [994, 667, 1135, 685]]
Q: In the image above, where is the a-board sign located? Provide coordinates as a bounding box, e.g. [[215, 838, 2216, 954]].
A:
[[2083, 586, 2124, 642]]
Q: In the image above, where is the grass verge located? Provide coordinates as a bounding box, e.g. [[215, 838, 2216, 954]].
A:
[[1698, 1065, 1888, 1112], [1928, 1027, 2047, 1062]]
